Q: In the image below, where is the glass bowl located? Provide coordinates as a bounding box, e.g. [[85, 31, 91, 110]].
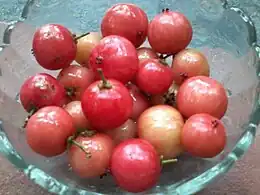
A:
[[0, 0, 260, 194]]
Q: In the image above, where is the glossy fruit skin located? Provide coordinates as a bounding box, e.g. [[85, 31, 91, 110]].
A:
[[57, 65, 95, 101], [136, 59, 174, 95], [138, 105, 184, 159], [75, 32, 102, 66], [181, 113, 227, 158], [88, 35, 139, 84], [111, 138, 161, 193], [177, 76, 228, 119], [20, 73, 67, 112], [126, 83, 150, 120], [64, 101, 92, 130], [148, 11, 193, 54], [137, 47, 158, 61], [32, 24, 76, 70], [81, 79, 133, 131], [106, 119, 137, 145], [101, 3, 148, 48], [68, 134, 114, 178], [26, 106, 76, 157], [172, 48, 210, 85]]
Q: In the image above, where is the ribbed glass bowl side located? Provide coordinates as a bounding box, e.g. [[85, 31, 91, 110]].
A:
[[0, 0, 259, 195]]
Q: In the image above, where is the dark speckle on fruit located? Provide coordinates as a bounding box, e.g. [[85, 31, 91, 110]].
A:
[[50, 84, 55, 91], [96, 56, 103, 64], [180, 72, 188, 81]]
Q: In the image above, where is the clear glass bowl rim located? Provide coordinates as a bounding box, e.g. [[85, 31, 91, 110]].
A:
[[0, 0, 260, 194]]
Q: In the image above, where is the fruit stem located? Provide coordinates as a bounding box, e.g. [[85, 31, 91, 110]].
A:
[[22, 107, 37, 128], [160, 155, 178, 165], [66, 87, 76, 99], [97, 68, 112, 89], [68, 137, 92, 159], [74, 32, 90, 41], [162, 8, 170, 13], [161, 159, 178, 165], [99, 168, 111, 179], [80, 130, 96, 137], [161, 54, 173, 60]]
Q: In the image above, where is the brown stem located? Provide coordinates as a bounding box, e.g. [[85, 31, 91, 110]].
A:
[[97, 68, 112, 89], [162, 8, 170, 13], [74, 32, 90, 41], [99, 168, 111, 179], [23, 107, 37, 128], [161, 54, 173, 60]]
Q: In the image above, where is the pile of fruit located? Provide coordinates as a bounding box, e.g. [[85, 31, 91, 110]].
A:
[[20, 3, 228, 193]]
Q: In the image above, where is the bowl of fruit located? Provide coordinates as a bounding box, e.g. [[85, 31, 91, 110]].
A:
[[0, 0, 259, 194]]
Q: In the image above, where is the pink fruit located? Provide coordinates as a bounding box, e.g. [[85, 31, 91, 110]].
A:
[[148, 10, 193, 54], [88, 35, 139, 84], [101, 3, 148, 48]]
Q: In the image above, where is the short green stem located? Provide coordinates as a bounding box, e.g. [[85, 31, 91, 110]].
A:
[[161, 159, 178, 165], [160, 155, 178, 165], [68, 137, 92, 159], [97, 68, 112, 89]]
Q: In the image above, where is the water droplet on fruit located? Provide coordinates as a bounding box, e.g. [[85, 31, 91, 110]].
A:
[[226, 89, 232, 97]]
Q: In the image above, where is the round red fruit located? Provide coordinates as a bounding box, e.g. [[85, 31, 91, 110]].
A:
[[148, 10, 192, 54], [138, 105, 184, 159], [137, 47, 159, 61], [136, 59, 173, 95], [181, 113, 227, 158], [106, 119, 137, 145], [32, 24, 76, 70], [101, 3, 148, 48], [126, 83, 150, 120], [172, 48, 210, 85], [64, 101, 92, 130], [88, 35, 139, 84], [26, 106, 76, 157], [57, 65, 95, 101], [111, 138, 161, 193], [81, 72, 133, 131], [68, 134, 114, 178], [177, 76, 228, 119], [20, 73, 67, 112]]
